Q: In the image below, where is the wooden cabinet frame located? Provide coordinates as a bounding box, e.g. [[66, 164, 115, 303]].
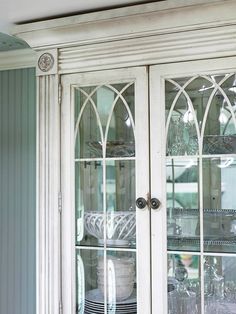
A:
[[13, 1, 236, 313]]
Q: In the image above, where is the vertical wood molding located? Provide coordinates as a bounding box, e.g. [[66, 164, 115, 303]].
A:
[[37, 74, 60, 314]]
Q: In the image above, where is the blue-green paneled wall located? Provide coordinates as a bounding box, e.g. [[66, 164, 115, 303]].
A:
[[0, 68, 36, 314]]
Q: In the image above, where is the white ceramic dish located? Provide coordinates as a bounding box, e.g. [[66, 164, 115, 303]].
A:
[[84, 211, 136, 246], [85, 288, 137, 304]]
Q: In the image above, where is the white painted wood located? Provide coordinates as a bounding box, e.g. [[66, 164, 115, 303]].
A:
[[12, 1, 236, 75], [61, 67, 150, 314], [149, 67, 168, 314], [37, 74, 61, 314], [150, 55, 236, 314], [13, 0, 234, 50], [36, 49, 58, 76], [57, 24, 236, 74], [0, 48, 36, 70]]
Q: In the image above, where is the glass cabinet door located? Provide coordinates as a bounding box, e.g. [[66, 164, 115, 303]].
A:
[[61, 68, 150, 314], [151, 63, 236, 314]]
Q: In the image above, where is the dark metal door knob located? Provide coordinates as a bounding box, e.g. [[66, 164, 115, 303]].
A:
[[136, 197, 147, 209], [150, 198, 161, 210]]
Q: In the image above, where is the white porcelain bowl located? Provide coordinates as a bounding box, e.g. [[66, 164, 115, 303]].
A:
[[98, 282, 134, 301], [97, 256, 135, 301], [97, 278, 135, 289], [84, 211, 136, 246], [97, 270, 135, 278], [97, 256, 134, 268]]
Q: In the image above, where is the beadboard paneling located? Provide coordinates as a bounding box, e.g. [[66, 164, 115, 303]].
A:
[[0, 68, 36, 314]]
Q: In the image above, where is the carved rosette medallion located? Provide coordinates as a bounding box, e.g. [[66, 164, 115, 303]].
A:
[[38, 53, 54, 72]]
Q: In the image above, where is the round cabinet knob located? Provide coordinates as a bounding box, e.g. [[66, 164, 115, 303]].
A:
[[150, 198, 161, 210], [136, 197, 147, 209]]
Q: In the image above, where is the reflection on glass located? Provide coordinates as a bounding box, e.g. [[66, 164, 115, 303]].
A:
[[106, 84, 135, 158], [77, 250, 136, 314], [165, 81, 179, 122], [75, 81, 137, 313], [106, 211, 136, 248], [76, 254, 85, 314], [166, 94, 198, 156], [203, 92, 236, 155], [166, 158, 199, 251], [106, 160, 136, 248], [184, 77, 213, 131], [75, 161, 103, 246], [166, 74, 236, 156], [204, 256, 236, 313], [167, 254, 200, 314], [105, 160, 136, 248], [76, 249, 103, 314], [166, 73, 236, 314], [74, 83, 135, 159], [74, 87, 103, 159], [104, 251, 137, 312], [203, 158, 236, 253], [106, 160, 135, 212]]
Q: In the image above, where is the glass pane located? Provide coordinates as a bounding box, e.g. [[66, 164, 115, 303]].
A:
[[75, 80, 137, 314], [204, 256, 236, 313], [103, 251, 137, 311], [168, 253, 200, 314], [166, 94, 198, 156], [76, 249, 103, 314], [184, 77, 214, 131], [166, 73, 236, 314], [91, 86, 116, 135], [203, 157, 236, 253], [75, 88, 103, 159], [76, 250, 137, 314], [76, 161, 104, 246], [165, 80, 179, 122], [203, 91, 236, 155], [106, 84, 135, 158], [211, 74, 228, 84], [74, 83, 135, 159], [167, 158, 200, 252], [106, 160, 136, 248], [221, 75, 236, 136]]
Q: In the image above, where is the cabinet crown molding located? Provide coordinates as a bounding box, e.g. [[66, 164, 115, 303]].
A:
[[12, 0, 236, 50]]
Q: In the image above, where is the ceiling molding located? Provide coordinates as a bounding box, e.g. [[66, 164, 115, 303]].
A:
[[0, 33, 29, 52], [0, 48, 36, 70], [12, 0, 232, 50]]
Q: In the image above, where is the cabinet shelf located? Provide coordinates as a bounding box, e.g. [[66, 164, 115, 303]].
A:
[[168, 207, 236, 215], [168, 236, 236, 246]]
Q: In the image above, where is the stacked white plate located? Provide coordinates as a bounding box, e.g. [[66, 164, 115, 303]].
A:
[[84, 288, 137, 314]]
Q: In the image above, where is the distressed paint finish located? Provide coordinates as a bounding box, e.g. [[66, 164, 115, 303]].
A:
[[0, 68, 36, 314], [37, 74, 61, 314]]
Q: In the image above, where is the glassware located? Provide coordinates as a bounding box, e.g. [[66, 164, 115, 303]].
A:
[[168, 289, 178, 314], [204, 260, 215, 297], [212, 275, 225, 300], [174, 266, 197, 314]]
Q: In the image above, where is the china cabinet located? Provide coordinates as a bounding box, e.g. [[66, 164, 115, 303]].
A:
[[13, 0, 236, 313], [60, 57, 236, 314]]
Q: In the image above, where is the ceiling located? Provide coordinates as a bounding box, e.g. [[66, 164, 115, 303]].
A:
[[10, 0, 160, 24], [0, 0, 159, 51]]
